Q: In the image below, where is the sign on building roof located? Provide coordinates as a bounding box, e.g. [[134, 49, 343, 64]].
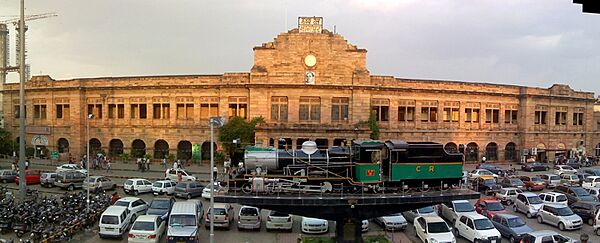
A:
[[298, 17, 323, 33]]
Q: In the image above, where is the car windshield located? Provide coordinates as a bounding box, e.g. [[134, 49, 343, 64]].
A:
[[572, 188, 590, 196], [527, 196, 543, 204], [131, 221, 155, 231], [101, 215, 119, 225], [480, 170, 492, 175], [557, 195, 568, 202], [418, 206, 434, 214], [556, 207, 574, 216], [125, 180, 133, 185], [207, 208, 226, 215], [482, 179, 496, 185], [240, 207, 259, 216], [169, 215, 196, 227], [176, 183, 187, 188], [511, 179, 524, 185], [563, 166, 574, 170], [270, 211, 289, 217], [454, 202, 475, 212], [150, 200, 171, 209], [114, 201, 129, 207], [531, 177, 543, 182], [474, 218, 495, 230], [550, 175, 560, 180], [507, 217, 526, 228], [152, 182, 163, 187], [84, 177, 96, 183], [486, 202, 504, 211], [427, 222, 450, 233]]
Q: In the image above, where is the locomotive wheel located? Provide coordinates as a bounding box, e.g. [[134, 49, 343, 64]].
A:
[[241, 183, 252, 194]]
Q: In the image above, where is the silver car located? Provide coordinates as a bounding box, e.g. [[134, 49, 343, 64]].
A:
[[540, 174, 561, 189], [374, 213, 408, 231], [514, 192, 544, 218], [0, 170, 17, 183], [40, 172, 58, 187], [537, 204, 583, 231], [83, 176, 117, 192], [402, 206, 437, 223]]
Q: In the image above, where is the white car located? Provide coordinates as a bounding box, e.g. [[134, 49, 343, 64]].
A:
[[494, 187, 523, 205], [56, 164, 87, 174], [114, 197, 149, 219], [152, 180, 177, 196], [361, 220, 369, 232], [414, 216, 456, 243], [454, 214, 501, 243], [265, 211, 293, 231], [128, 215, 166, 243], [301, 217, 328, 234], [582, 176, 600, 189], [539, 192, 568, 206], [124, 179, 154, 196], [554, 165, 577, 175], [374, 213, 408, 231], [469, 169, 498, 180], [165, 168, 197, 181], [202, 183, 226, 199]]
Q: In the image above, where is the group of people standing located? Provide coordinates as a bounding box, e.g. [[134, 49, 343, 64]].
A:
[[75, 154, 112, 172]]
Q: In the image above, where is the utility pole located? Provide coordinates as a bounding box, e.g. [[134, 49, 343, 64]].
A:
[[209, 116, 224, 243], [17, 0, 26, 197]]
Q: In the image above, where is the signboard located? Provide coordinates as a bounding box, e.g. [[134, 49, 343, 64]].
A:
[[26, 126, 50, 134], [31, 135, 49, 146], [536, 143, 546, 150], [51, 151, 59, 160], [557, 143, 566, 150], [192, 144, 201, 161], [298, 17, 323, 33]]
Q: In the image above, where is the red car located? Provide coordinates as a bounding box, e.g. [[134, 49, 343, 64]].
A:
[[474, 198, 507, 219], [14, 170, 41, 185], [519, 175, 545, 191]]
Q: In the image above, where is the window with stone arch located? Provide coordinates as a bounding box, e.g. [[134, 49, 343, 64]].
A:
[[444, 142, 458, 154], [505, 142, 517, 161], [486, 142, 498, 161], [466, 142, 479, 162], [596, 143, 600, 157]]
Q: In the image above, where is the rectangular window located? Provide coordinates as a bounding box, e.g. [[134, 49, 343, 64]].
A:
[[200, 97, 219, 119], [371, 99, 389, 122], [34, 105, 47, 119], [117, 104, 124, 119], [398, 106, 415, 122], [153, 104, 170, 119], [271, 97, 288, 122], [87, 104, 102, 119], [176, 104, 193, 120], [573, 112, 584, 126], [299, 97, 320, 121], [555, 111, 567, 125], [331, 97, 349, 122], [465, 108, 480, 123], [443, 107, 459, 122], [534, 111, 547, 125], [109, 104, 116, 119], [130, 104, 147, 119], [421, 107, 438, 122], [228, 97, 248, 119], [108, 104, 124, 119], [504, 110, 518, 124], [56, 104, 63, 119], [485, 109, 499, 123]]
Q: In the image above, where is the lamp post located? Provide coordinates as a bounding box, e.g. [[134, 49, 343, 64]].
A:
[[209, 117, 224, 243], [86, 113, 94, 214], [17, 0, 27, 199]]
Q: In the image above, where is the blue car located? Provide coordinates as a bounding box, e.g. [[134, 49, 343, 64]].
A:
[[490, 214, 532, 243]]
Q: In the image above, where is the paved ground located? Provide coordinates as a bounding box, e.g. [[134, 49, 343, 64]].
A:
[[0, 159, 599, 242]]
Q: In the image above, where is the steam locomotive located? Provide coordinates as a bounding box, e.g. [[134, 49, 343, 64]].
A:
[[230, 140, 464, 194]]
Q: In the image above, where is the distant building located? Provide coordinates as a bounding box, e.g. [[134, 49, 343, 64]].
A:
[[1, 17, 599, 162]]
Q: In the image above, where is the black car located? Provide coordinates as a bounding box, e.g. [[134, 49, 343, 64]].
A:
[[577, 173, 593, 185], [520, 162, 549, 172], [146, 197, 176, 219], [477, 164, 505, 176], [473, 178, 502, 194], [570, 201, 600, 225], [554, 185, 598, 205], [500, 178, 525, 189], [582, 168, 600, 176], [565, 160, 581, 169]]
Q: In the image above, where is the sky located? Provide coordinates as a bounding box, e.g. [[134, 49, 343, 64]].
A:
[[1, 0, 599, 96]]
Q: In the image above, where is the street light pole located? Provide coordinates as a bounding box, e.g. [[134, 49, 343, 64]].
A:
[[86, 113, 94, 214], [17, 0, 26, 198], [209, 118, 214, 243]]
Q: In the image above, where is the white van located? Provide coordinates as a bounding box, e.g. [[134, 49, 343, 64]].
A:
[[99, 205, 133, 239], [167, 202, 199, 243]]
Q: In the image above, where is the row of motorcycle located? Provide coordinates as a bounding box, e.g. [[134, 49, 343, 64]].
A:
[[0, 189, 111, 243]]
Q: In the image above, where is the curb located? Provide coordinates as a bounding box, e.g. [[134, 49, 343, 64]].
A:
[[29, 161, 211, 175]]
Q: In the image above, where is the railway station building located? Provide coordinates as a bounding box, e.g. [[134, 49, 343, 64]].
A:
[[1, 17, 599, 163]]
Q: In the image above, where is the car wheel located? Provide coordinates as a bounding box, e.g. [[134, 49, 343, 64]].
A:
[[545, 167, 549, 171], [588, 218, 594, 225], [512, 205, 517, 211], [596, 228, 600, 236], [558, 222, 565, 231], [527, 212, 533, 218], [414, 227, 417, 237], [510, 236, 516, 243], [133, 190, 139, 196], [453, 227, 460, 238], [68, 184, 74, 191], [537, 216, 543, 224], [530, 168, 534, 172], [187, 194, 192, 199], [1, 179, 7, 183]]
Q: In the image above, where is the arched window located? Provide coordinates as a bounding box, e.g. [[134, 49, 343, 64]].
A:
[[596, 143, 600, 157], [89, 138, 102, 155], [131, 139, 146, 158], [486, 142, 498, 161], [201, 141, 217, 160], [466, 142, 479, 162], [444, 142, 458, 153], [154, 140, 169, 160], [57, 138, 69, 153], [177, 140, 192, 160], [505, 142, 517, 161], [109, 139, 124, 156]]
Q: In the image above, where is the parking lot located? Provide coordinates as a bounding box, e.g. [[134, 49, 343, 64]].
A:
[[1, 160, 599, 242]]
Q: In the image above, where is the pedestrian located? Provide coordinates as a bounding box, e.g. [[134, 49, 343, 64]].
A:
[[146, 158, 151, 171], [137, 158, 142, 172], [177, 172, 183, 182], [162, 157, 167, 169], [25, 159, 29, 170], [178, 159, 183, 169], [106, 159, 112, 172], [11, 162, 16, 171], [173, 160, 178, 170], [213, 166, 218, 181]]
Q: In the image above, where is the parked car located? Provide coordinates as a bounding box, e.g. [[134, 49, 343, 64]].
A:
[[474, 198, 508, 219], [439, 199, 477, 224], [152, 180, 177, 196], [55, 163, 87, 174], [301, 217, 328, 234], [564, 160, 581, 169], [414, 216, 455, 243], [237, 206, 261, 230], [520, 230, 579, 243], [123, 179, 153, 196], [185, 199, 204, 222], [521, 162, 549, 172], [146, 197, 176, 219], [514, 192, 544, 218], [594, 209, 600, 236], [495, 188, 523, 205], [265, 211, 293, 231], [490, 214, 533, 243], [54, 171, 86, 190], [174, 181, 204, 199], [519, 176, 545, 191], [453, 213, 501, 243], [585, 187, 600, 201], [539, 174, 561, 189], [469, 169, 498, 179], [554, 185, 598, 204], [168, 201, 201, 243], [536, 204, 583, 231], [559, 173, 580, 186], [538, 192, 568, 206], [582, 176, 600, 189], [570, 201, 600, 225], [361, 220, 369, 232], [128, 215, 166, 243], [577, 172, 593, 185], [477, 164, 506, 176], [202, 183, 226, 200], [0, 170, 17, 183], [205, 203, 234, 229], [114, 197, 149, 219], [554, 165, 577, 175], [99, 205, 133, 239], [83, 176, 116, 192], [165, 168, 196, 181], [40, 172, 57, 187], [402, 206, 437, 223], [472, 177, 502, 194], [581, 168, 600, 177], [14, 170, 41, 185], [500, 177, 525, 189], [374, 213, 408, 231]]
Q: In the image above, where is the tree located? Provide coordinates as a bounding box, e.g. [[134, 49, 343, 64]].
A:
[[218, 116, 264, 157], [368, 111, 380, 140], [0, 128, 17, 156]]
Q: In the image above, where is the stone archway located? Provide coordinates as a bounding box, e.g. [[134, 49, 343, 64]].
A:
[[131, 139, 146, 158], [89, 138, 102, 156], [154, 140, 169, 160], [177, 140, 192, 160], [505, 142, 517, 161], [109, 139, 124, 156], [466, 142, 479, 162], [57, 138, 69, 153], [444, 142, 458, 153], [201, 141, 217, 160], [486, 142, 498, 161]]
